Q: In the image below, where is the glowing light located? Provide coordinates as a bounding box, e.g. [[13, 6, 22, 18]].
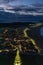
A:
[[30, 38, 40, 54], [24, 28, 29, 37], [5, 38, 9, 41], [0, 50, 2, 52], [23, 28, 40, 54], [3, 29, 8, 33], [13, 49, 21, 65]]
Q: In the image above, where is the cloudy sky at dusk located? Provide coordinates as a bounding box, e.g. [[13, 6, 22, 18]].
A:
[[0, 0, 43, 6], [0, 0, 43, 23]]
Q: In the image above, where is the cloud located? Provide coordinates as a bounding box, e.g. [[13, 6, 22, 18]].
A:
[[8, 0, 43, 6], [0, 0, 15, 4], [0, 8, 43, 15], [0, 0, 43, 15], [0, 4, 14, 9], [0, 0, 43, 7]]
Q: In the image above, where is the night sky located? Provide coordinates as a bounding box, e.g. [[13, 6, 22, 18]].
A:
[[1, 0, 43, 51], [0, 0, 43, 6], [9, 0, 43, 6], [0, 0, 43, 36]]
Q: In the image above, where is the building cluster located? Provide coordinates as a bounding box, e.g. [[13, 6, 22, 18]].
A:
[[0, 27, 40, 54]]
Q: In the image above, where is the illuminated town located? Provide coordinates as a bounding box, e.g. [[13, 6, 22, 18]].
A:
[[0, 23, 43, 65]]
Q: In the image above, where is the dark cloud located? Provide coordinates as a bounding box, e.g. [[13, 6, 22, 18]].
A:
[[0, 0, 15, 3], [8, 0, 43, 6], [0, 0, 43, 5]]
